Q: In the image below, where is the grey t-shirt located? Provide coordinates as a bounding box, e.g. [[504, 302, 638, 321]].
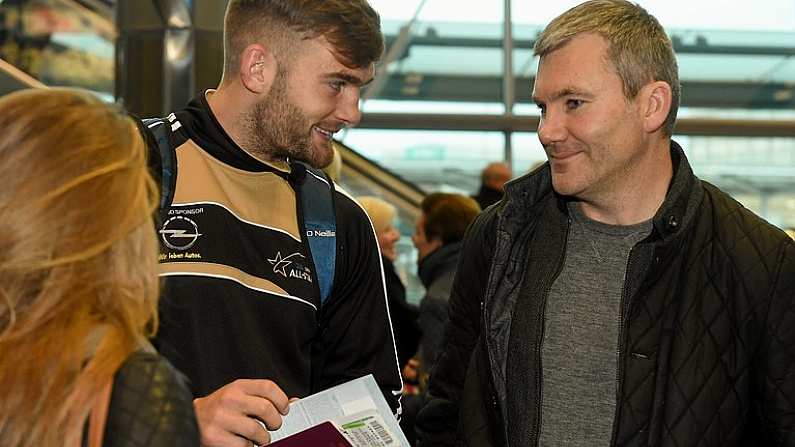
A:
[[538, 204, 651, 447]]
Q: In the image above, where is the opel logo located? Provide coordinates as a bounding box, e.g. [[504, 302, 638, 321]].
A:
[[159, 216, 202, 251]]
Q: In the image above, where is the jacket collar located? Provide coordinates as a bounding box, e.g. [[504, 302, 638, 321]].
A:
[[418, 242, 462, 288], [176, 90, 292, 175], [649, 140, 703, 243], [497, 140, 703, 241]]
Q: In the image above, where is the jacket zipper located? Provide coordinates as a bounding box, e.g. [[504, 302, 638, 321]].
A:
[[609, 246, 636, 447], [530, 217, 571, 447]]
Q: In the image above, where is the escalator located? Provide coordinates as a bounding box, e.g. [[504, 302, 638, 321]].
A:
[[0, 56, 45, 94], [334, 140, 427, 303]]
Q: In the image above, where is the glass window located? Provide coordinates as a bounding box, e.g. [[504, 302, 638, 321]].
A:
[[513, 0, 795, 31], [677, 135, 795, 228], [370, 0, 503, 24], [341, 129, 506, 195], [511, 132, 546, 176]]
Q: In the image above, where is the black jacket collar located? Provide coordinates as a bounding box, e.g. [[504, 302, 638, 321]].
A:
[[498, 140, 703, 242], [174, 90, 291, 175], [418, 242, 463, 288]]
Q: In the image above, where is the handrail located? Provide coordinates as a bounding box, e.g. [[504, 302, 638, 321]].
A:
[[0, 57, 48, 94], [334, 140, 425, 223]]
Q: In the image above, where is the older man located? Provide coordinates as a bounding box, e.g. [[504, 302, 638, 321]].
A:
[[418, 1, 795, 446]]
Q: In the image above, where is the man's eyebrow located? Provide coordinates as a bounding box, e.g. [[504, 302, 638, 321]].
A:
[[532, 87, 593, 104], [324, 72, 374, 87]]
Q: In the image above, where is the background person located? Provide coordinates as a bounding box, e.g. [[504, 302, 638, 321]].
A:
[[358, 196, 422, 370], [471, 161, 512, 210], [0, 88, 198, 447], [411, 193, 480, 381], [402, 193, 479, 445]]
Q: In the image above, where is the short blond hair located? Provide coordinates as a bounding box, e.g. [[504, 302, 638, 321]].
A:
[[357, 196, 397, 235], [534, 0, 680, 136]]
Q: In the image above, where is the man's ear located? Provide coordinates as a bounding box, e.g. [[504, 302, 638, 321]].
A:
[[640, 80, 672, 133], [239, 43, 278, 95]]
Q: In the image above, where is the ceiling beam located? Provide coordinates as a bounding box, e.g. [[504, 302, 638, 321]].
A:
[[384, 34, 795, 57], [358, 113, 795, 137], [373, 74, 795, 110]]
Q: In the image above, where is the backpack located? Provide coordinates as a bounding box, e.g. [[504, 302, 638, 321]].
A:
[[142, 117, 338, 306]]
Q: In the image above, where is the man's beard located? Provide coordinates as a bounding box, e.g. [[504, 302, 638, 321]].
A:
[[247, 71, 333, 168]]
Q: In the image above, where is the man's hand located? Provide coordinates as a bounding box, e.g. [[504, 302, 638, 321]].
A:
[[194, 379, 290, 447]]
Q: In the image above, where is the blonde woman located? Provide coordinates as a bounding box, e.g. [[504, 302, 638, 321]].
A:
[[357, 196, 420, 369], [0, 88, 199, 447]]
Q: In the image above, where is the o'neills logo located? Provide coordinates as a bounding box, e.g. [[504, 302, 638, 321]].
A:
[[307, 229, 336, 237], [159, 216, 202, 251]]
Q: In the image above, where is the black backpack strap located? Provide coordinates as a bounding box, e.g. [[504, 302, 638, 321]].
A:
[[297, 163, 337, 306], [142, 117, 177, 217]]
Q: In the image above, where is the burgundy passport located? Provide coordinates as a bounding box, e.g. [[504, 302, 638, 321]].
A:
[[269, 421, 353, 447]]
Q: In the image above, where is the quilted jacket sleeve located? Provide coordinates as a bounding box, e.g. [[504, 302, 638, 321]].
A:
[[757, 240, 795, 446], [103, 351, 200, 447], [416, 209, 497, 445], [758, 238, 795, 446]]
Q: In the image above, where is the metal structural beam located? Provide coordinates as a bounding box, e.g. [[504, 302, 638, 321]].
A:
[[502, 0, 514, 166], [358, 113, 795, 137], [374, 74, 795, 110], [384, 34, 795, 57], [115, 0, 226, 117]]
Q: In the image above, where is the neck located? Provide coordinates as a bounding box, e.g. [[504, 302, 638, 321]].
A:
[[579, 139, 673, 226], [206, 85, 279, 165]]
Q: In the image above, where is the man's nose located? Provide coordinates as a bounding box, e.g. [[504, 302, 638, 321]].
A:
[[537, 111, 567, 147], [336, 89, 362, 127]]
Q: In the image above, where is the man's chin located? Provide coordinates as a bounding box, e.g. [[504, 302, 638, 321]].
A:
[[309, 142, 334, 169]]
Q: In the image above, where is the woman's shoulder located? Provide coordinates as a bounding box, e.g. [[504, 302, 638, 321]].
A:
[[104, 351, 199, 447]]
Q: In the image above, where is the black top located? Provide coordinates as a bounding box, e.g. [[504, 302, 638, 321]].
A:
[[382, 255, 421, 367], [102, 351, 199, 447]]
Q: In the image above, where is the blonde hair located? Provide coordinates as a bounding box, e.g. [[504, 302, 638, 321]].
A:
[[0, 88, 159, 447], [357, 196, 397, 235], [534, 0, 680, 135]]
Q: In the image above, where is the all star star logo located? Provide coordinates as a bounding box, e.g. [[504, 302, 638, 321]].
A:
[[267, 252, 313, 283]]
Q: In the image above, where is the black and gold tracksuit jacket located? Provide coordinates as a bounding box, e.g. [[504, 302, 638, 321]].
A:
[[150, 93, 402, 413]]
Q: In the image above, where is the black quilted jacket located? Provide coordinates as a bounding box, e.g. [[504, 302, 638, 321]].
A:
[[100, 351, 199, 447], [418, 142, 795, 447]]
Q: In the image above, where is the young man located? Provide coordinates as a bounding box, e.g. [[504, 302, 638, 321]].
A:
[[417, 1, 795, 446], [148, 2, 401, 446]]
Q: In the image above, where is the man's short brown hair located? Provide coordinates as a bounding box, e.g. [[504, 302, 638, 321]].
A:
[[223, 0, 384, 76], [534, 0, 680, 136], [421, 193, 481, 245]]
